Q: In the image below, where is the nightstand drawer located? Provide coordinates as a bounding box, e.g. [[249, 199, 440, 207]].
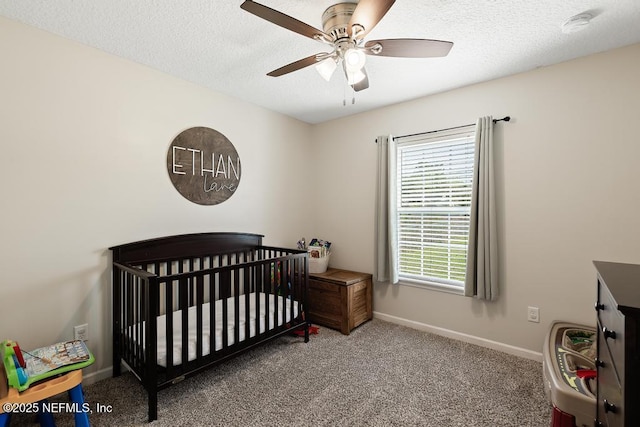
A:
[[597, 330, 623, 427], [598, 284, 626, 380]]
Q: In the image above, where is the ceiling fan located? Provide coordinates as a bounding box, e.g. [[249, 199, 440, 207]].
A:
[[240, 0, 453, 92]]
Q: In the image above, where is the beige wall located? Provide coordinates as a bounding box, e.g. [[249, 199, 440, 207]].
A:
[[2, 13, 639, 378], [310, 43, 640, 355], [0, 17, 313, 379]]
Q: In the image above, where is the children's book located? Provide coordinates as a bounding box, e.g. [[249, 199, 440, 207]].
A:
[[24, 340, 93, 378]]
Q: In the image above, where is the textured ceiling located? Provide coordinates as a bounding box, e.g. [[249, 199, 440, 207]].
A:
[[1, 1, 639, 124]]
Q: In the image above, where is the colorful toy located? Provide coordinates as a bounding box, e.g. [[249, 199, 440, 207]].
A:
[[542, 322, 596, 427], [1, 340, 94, 427], [1, 340, 94, 392], [293, 325, 319, 337]]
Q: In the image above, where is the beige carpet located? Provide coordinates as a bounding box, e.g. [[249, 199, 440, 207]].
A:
[[9, 319, 551, 426]]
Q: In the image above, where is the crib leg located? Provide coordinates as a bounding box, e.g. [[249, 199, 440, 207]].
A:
[[304, 321, 310, 343], [148, 391, 158, 422]]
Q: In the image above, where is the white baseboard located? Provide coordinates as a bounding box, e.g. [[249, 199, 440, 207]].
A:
[[82, 366, 113, 386], [373, 312, 542, 362]]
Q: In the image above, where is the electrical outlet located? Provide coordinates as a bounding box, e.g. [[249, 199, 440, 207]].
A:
[[527, 306, 540, 323], [74, 323, 89, 341]]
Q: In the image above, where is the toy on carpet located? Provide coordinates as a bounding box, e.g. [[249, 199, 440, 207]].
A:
[[542, 322, 596, 427], [293, 325, 319, 337]]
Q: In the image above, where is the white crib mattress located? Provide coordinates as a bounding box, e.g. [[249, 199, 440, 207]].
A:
[[130, 292, 299, 367]]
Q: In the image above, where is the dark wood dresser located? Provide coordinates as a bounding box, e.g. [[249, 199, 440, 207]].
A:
[[307, 268, 372, 335], [593, 261, 640, 427]]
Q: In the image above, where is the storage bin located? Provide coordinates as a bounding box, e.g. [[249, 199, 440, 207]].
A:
[[308, 253, 330, 274]]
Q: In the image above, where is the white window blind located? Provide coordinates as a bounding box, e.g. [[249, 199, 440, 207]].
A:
[[395, 126, 475, 288]]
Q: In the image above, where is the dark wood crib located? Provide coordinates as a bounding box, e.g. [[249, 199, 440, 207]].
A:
[[110, 232, 309, 421]]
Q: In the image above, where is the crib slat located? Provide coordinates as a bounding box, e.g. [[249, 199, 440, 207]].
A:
[[180, 277, 189, 371], [165, 265, 174, 375], [291, 258, 297, 325], [125, 274, 132, 366], [196, 272, 204, 361], [135, 276, 141, 370], [154, 262, 161, 315], [282, 255, 288, 327], [128, 274, 134, 369], [244, 264, 251, 343], [221, 270, 229, 350], [254, 280, 260, 341], [209, 269, 216, 354], [265, 261, 270, 334], [178, 259, 187, 311], [273, 259, 279, 333], [233, 267, 240, 346], [189, 258, 195, 306], [131, 275, 136, 370]]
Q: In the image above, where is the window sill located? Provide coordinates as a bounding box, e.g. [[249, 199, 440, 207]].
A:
[[397, 276, 465, 296]]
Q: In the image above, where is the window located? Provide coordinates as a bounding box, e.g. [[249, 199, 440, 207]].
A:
[[395, 126, 475, 291]]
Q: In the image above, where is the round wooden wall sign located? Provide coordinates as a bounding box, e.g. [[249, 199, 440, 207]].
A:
[[167, 127, 241, 205]]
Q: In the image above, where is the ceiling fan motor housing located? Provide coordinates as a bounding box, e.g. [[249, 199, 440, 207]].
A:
[[322, 2, 358, 41]]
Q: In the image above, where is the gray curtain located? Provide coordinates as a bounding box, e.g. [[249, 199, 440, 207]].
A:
[[465, 116, 498, 300], [374, 135, 398, 284]]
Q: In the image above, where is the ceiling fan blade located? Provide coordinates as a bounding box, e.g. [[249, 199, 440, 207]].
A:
[[348, 0, 395, 39], [365, 38, 453, 58], [267, 54, 323, 77], [351, 68, 369, 92], [241, 1, 329, 42]]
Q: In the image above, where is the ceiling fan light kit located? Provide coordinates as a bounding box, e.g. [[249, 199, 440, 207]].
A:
[[344, 48, 366, 70], [345, 65, 366, 85], [315, 57, 338, 81], [240, 0, 453, 93]]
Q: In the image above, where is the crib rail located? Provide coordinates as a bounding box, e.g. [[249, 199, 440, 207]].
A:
[[112, 243, 308, 420]]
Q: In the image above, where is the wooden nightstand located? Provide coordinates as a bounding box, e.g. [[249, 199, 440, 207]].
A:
[[307, 268, 373, 335]]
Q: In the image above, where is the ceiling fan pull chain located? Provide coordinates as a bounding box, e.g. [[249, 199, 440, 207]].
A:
[[343, 81, 347, 106]]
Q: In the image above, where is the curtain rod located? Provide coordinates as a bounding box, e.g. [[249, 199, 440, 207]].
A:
[[391, 116, 511, 141]]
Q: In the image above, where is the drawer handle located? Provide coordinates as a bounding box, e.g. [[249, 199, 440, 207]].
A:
[[602, 327, 617, 340], [594, 302, 605, 311], [603, 399, 617, 413], [595, 358, 605, 368]]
